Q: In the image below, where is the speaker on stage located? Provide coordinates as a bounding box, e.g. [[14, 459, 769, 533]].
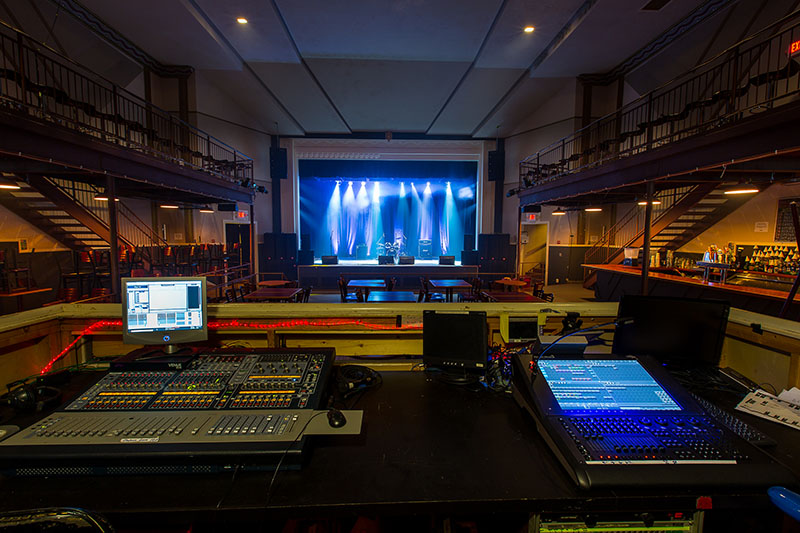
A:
[[439, 255, 455, 265], [300, 233, 311, 250], [321, 255, 338, 265], [298, 250, 314, 265], [378, 255, 395, 265], [399, 256, 415, 265], [356, 244, 368, 260], [461, 250, 479, 266], [419, 239, 432, 258], [463, 234, 475, 251]]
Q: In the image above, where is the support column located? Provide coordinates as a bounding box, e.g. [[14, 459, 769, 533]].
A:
[[106, 175, 120, 301], [271, 136, 282, 233], [493, 138, 505, 234], [641, 181, 654, 295], [250, 204, 257, 278]]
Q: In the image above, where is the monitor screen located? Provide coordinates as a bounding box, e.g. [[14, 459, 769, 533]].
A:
[[422, 311, 487, 370], [613, 295, 730, 367], [538, 359, 680, 411], [122, 277, 207, 346]]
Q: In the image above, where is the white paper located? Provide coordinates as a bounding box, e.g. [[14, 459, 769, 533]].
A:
[[778, 386, 800, 404], [736, 389, 800, 431]]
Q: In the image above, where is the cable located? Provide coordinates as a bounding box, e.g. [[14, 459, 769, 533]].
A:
[[264, 411, 327, 507]]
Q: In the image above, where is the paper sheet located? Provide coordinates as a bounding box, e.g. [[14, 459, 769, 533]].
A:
[[735, 389, 800, 431]]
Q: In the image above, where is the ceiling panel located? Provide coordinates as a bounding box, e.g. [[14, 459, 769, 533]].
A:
[[306, 58, 469, 132], [476, 0, 584, 69], [78, 0, 238, 69], [249, 62, 350, 133], [473, 77, 572, 137], [193, 0, 300, 63], [532, 0, 708, 77], [275, 0, 501, 61], [427, 68, 525, 135]]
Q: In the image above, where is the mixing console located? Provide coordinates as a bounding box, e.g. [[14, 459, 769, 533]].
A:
[[0, 348, 362, 475], [511, 354, 795, 489], [66, 350, 329, 412]]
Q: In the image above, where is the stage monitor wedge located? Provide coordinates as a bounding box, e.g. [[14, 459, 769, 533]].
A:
[[399, 256, 415, 265], [378, 255, 395, 265], [439, 256, 455, 265], [321, 255, 338, 265]]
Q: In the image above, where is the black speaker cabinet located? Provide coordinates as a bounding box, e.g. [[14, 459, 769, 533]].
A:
[[399, 255, 415, 265], [270, 147, 288, 179], [439, 255, 455, 265], [463, 234, 475, 251], [321, 255, 338, 265], [488, 150, 504, 182], [300, 233, 311, 250], [461, 250, 479, 265], [378, 255, 395, 265], [298, 250, 314, 265]]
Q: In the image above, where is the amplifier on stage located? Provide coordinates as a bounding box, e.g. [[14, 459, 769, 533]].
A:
[[419, 239, 432, 258]]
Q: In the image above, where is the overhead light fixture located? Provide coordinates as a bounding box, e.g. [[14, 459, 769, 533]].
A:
[[637, 200, 662, 205], [524, 26, 535, 33], [199, 206, 214, 213], [160, 204, 180, 209], [585, 207, 602, 212], [0, 178, 20, 190], [236, 17, 248, 24], [552, 208, 566, 216], [724, 186, 759, 195]]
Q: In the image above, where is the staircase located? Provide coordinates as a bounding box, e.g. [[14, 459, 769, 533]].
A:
[[0, 175, 165, 256], [582, 183, 751, 288]]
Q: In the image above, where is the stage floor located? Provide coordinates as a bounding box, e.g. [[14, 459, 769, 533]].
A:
[[312, 258, 461, 266]]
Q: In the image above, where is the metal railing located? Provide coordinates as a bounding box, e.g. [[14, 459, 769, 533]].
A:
[[0, 20, 253, 183], [520, 11, 800, 190], [583, 186, 694, 267], [47, 178, 167, 257]]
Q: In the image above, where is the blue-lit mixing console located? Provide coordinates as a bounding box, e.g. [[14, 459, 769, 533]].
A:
[[511, 355, 795, 489]]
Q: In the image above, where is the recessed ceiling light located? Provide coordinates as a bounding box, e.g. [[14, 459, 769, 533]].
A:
[[552, 209, 566, 216], [94, 195, 119, 202], [0, 183, 20, 190], [236, 17, 248, 24], [199, 207, 214, 213], [524, 26, 535, 33], [637, 200, 662, 205], [585, 207, 602, 212], [160, 204, 180, 209]]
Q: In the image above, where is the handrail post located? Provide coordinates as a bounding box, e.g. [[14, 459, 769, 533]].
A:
[[728, 46, 740, 117], [112, 85, 120, 141], [16, 33, 27, 104], [641, 181, 655, 295]]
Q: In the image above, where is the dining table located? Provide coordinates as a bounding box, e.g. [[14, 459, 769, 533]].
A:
[[428, 279, 471, 302], [243, 287, 303, 302]]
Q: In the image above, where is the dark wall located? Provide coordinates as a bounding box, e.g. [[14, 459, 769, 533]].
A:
[[547, 245, 591, 285], [0, 243, 74, 315]]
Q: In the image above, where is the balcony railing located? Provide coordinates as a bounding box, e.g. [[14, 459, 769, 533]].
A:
[[0, 20, 252, 184], [519, 11, 800, 191]]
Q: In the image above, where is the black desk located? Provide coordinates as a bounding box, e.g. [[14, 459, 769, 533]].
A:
[[0, 371, 796, 530]]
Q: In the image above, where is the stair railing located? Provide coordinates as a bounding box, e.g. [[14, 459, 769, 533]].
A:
[[583, 186, 695, 269]]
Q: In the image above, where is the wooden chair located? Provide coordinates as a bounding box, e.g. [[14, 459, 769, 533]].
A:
[[296, 286, 312, 303], [338, 277, 358, 303], [458, 277, 483, 302], [420, 277, 445, 302]]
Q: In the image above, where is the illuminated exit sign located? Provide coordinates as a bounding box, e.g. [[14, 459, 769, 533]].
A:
[[524, 213, 537, 222], [236, 211, 249, 220], [790, 39, 800, 55]]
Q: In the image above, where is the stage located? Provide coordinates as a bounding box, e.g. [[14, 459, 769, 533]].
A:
[[298, 258, 478, 291]]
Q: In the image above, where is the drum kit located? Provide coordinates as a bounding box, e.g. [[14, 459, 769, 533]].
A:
[[377, 234, 406, 257]]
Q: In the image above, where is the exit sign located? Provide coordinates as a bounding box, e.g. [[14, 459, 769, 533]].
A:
[[236, 211, 249, 220], [790, 39, 800, 55], [524, 213, 537, 222]]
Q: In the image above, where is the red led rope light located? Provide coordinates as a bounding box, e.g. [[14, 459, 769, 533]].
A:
[[40, 318, 422, 374]]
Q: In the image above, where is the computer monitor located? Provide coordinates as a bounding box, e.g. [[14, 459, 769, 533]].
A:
[[122, 277, 207, 353], [423, 311, 488, 383], [613, 295, 730, 368]]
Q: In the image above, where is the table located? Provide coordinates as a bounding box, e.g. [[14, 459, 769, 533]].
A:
[[428, 279, 471, 302], [242, 287, 302, 302], [493, 278, 528, 292], [697, 261, 734, 283], [347, 279, 386, 298], [366, 291, 417, 302], [0, 371, 795, 529], [481, 291, 543, 302], [0, 287, 52, 312], [257, 279, 292, 288]]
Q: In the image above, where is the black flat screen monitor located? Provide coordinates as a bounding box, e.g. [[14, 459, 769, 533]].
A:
[[423, 311, 487, 371], [122, 277, 207, 352], [613, 295, 730, 368]]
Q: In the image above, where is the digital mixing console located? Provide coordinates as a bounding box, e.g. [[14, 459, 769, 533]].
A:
[[0, 348, 362, 475], [511, 354, 795, 489]]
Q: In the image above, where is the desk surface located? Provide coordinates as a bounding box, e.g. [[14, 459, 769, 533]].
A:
[[0, 371, 797, 524]]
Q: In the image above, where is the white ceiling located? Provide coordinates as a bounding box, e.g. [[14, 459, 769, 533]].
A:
[[6, 0, 741, 137]]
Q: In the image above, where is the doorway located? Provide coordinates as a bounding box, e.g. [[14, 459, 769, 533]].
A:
[[520, 223, 548, 286], [224, 222, 251, 269]]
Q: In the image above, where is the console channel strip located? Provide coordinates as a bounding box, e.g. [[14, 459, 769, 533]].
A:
[[0, 348, 363, 475], [511, 354, 795, 489]]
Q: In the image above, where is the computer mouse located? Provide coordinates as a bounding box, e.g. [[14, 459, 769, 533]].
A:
[[327, 409, 347, 428]]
